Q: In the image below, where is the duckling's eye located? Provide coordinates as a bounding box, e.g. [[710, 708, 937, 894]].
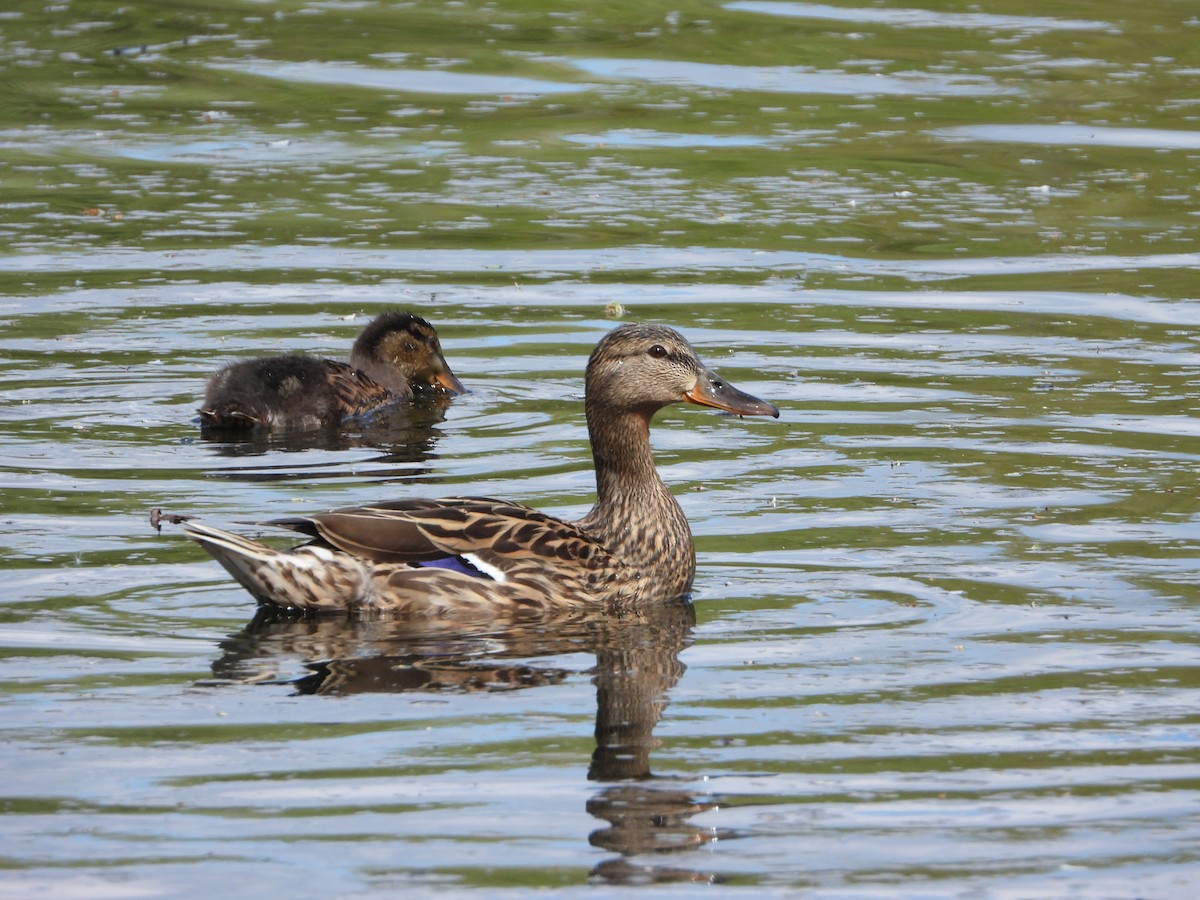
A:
[[648, 344, 668, 359]]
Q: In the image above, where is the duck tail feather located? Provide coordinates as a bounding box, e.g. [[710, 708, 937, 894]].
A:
[[183, 521, 368, 612], [184, 522, 283, 603]]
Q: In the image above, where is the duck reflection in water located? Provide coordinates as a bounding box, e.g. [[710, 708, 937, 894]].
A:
[[200, 401, 453, 462], [209, 602, 737, 885], [196, 402, 452, 490]]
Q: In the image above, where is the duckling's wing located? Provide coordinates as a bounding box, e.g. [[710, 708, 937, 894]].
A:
[[322, 359, 395, 417], [265, 497, 618, 578]]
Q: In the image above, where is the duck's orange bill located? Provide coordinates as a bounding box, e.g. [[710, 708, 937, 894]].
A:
[[684, 367, 779, 418]]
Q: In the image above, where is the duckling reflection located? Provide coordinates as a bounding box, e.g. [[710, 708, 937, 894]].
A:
[[207, 601, 734, 884], [200, 402, 449, 466]]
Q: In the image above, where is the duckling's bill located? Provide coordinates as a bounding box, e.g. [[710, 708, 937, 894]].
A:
[[435, 365, 466, 395]]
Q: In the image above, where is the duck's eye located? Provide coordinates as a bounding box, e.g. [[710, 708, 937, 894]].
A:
[[648, 344, 668, 359]]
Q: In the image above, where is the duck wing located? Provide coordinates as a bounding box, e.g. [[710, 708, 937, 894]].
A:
[[264, 496, 618, 579], [322, 359, 396, 417]]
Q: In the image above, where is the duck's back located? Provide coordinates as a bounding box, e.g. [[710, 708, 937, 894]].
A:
[[199, 354, 393, 430]]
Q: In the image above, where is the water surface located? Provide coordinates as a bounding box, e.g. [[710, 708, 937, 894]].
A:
[[2, 0, 1199, 896]]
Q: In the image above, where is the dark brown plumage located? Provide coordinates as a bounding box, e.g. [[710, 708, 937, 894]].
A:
[[198, 311, 463, 431], [185, 323, 779, 617]]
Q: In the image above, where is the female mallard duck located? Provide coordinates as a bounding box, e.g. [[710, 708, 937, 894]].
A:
[[198, 311, 464, 431], [184, 323, 778, 616]]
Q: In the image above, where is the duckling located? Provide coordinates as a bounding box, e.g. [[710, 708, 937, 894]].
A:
[[185, 323, 779, 617], [198, 311, 464, 431]]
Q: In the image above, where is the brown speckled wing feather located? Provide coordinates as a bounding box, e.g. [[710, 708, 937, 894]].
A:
[[265, 497, 619, 576], [321, 359, 395, 418]]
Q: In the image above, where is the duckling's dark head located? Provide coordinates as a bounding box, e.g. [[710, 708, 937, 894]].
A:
[[585, 322, 778, 420], [351, 311, 464, 394]]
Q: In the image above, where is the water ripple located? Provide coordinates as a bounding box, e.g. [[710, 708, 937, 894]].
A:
[[726, 1, 1114, 33], [569, 56, 1017, 96]]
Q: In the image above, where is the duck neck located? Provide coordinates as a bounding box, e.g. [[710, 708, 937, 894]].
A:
[[349, 352, 414, 401], [578, 403, 695, 596]]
